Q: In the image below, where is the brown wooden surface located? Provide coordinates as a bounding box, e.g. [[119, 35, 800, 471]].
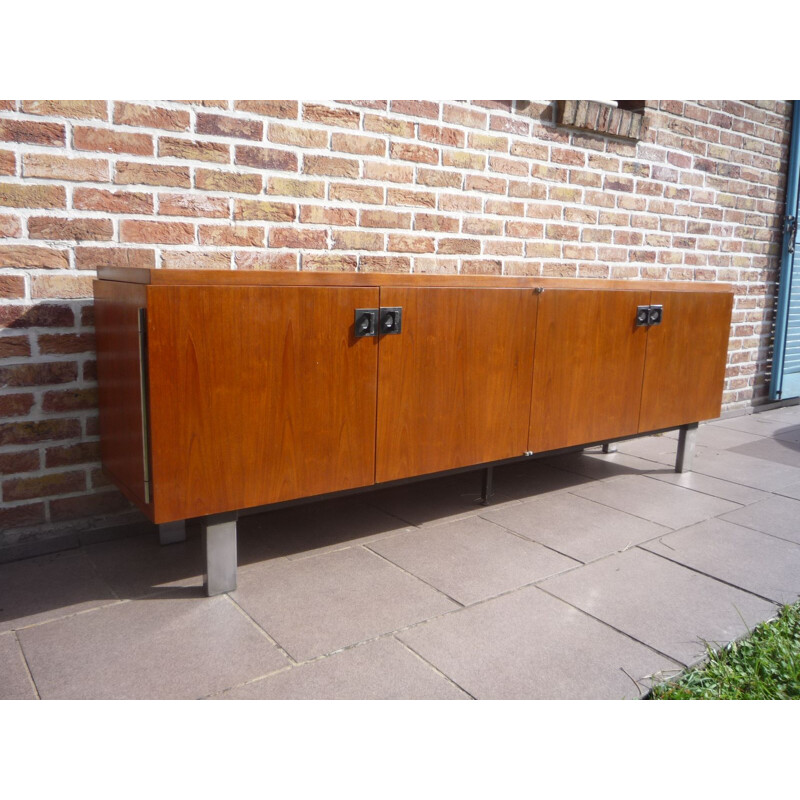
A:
[[98, 266, 736, 294], [146, 285, 379, 522], [375, 287, 538, 483], [638, 290, 733, 431], [93, 280, 153, 516], [529, 288, 651, 452]]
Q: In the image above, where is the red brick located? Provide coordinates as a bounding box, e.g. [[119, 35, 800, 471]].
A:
[[303, 155, 359, 178], [508, 181, 547, 200], [299, 206, 356, 226], [159, 193, 228, 217], [50, 490, 130, 522], [0, 502, 46, 530], [21, 100, 107, 119], [0, 214, 22, 238], [437, 238, 481, 255], [511, 141, 549, 160], [114, 102, 190, 131], [267, 177, 325, 198], [331, 230, 383, 250], [74, 188, 153, 214], [0, 149, 15, 176], [0, 418, 82, 447], [364, 115, 415, 138], [0, 360, 78, 387], [335, 101, 387, 111], [115, 161, 190, 188], [465, 175, 506, 194], [546, 224, 580, 241], [161, 251, 231, 270], [75, 246, 155, 270], [31, 274, 93, 299], [387, 234, 435, 253], [0, 449, 39, 475], [74, 126, 153, 156], [0, 245, 69, 269], [267, 123, 327, 149], [196, 168, 261, 194], [0, 275, 25, 301], [489, 156, 528, 177], [0, 119, 65, 146], [23, 154, 109, 182], [506, 221, 544, 239], [360, 210, 411, 229], [485, 199, 525, 217], [490, 114, 530, 135], [28, 217, 113, 242], [3, 470, 86, 501], [120, 219, 194, 244], [443, 104, 487, 129], [418, 125, 465, 148], [484, 240, 523, 257], [414, 213, 459, 233], [0, 183, 66, 209], [331, 133, 386, 156], [160, 137, 229, 163], [42, 387, 98, 412], [389, 100, 439, 119], [235, 145, 298, 171], [0, 304, 74, 329], [330, 183, 384, 204], [387, 188, 436, 208], [234, 101, 298, 118], [236, 251, 298, 270], [196, 113, 263, 141], [269, 227, 327, 249], [525, 202, 562, 220], [462, 217, 503, 236], [359, 255, 411, 273], [467, 132, 508, 152], [235, 199, 296, 222], [417, 168, 462, 188], [38, 333, 95, 354], [461, 259, 502, 275], [363, 162, 414, 184], [199, 224, 264, 247], [302, 104, 360, 128], [439, 194, 483, 213], [301, 253, 357, 272], [390, 142, 438, 165], [45, 442, 101, 468]]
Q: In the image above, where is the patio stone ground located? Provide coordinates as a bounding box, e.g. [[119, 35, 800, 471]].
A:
[[2, 404, 800, 700]]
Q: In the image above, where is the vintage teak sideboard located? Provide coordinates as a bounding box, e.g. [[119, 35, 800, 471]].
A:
[[93, 268, 734, 595]]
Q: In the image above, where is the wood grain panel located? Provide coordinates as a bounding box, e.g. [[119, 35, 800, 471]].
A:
[[638, 290, 733, 431], [146, 285, 379, 522], [93, 279, 153, 516], [376, 287, 538, 483], [529, 288, 651, 452]]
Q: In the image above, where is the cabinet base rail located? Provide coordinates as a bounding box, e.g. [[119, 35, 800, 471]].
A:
[[157, 421, 702, 597]]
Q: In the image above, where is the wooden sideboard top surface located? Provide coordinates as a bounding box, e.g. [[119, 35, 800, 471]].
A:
[[97, 266, 735, 294]]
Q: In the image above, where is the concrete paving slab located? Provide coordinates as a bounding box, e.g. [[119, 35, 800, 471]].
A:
[[647, 470, 771, 506], [663, 425, 766, 451], [641, 518, 800, 606], [616, 435, 678, 465], [17, 594, 289, 699], [486, 459, 594, 499], [711, 414, 800, 439], [398, 585, 681, 699], [675, 446, 800, 491], [727, 436, 800, 468], [482, 492, 668, 563], [231, 546, 457, 662], [84, 532, 204, 599], [214, 636, 469, 700], [237, 496, 414, 565], [541, 449, 669, 480], [774, 481, 800, 501], [540, 548, 778, 666], [570, 474, 740, 530], [0, 633, 36, 700], [0, 551, 119, 634], [719, 495, 800, 545], [369, 516, 578, 605]]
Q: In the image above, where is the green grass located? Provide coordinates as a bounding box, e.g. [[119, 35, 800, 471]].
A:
[[647, 600, 800, 700]]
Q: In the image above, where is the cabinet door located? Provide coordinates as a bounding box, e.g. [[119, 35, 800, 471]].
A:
[[638, 290, 733, 432], [146, 285, 379, 522], [375, 287, 538, 483], [529, 288, 650, 452]]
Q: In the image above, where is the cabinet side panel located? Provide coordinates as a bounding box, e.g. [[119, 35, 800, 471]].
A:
[[146, 285, 379, 522], [529, 289, 651, 452], [376, 288, 538, 482], [93, 280, 153, 517], [638, 291, 734, 431]]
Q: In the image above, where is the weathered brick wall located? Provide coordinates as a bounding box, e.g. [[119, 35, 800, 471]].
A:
[[0, 99, 792, 547]]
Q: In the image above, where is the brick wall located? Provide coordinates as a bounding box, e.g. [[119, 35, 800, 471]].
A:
[[0, 99, 793, 548]]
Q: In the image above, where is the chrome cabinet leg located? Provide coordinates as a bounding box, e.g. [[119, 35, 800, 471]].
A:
[[480, 466, 494, 506], [158, 520, 186, 545], [675, 423, 699, 473], [202, 511, 238, 596], [602, 442, 617, 454]]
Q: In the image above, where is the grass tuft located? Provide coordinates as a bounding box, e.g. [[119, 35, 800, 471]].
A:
[[647, 600, 800, 700]]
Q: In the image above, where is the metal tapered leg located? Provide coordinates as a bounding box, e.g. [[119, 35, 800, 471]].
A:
[[202, 511, 238, 596], [602, 442, 617, 454], [158, 520, 186, 545], [480, 466, 494, 506], [675, 423, 699, 473]]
